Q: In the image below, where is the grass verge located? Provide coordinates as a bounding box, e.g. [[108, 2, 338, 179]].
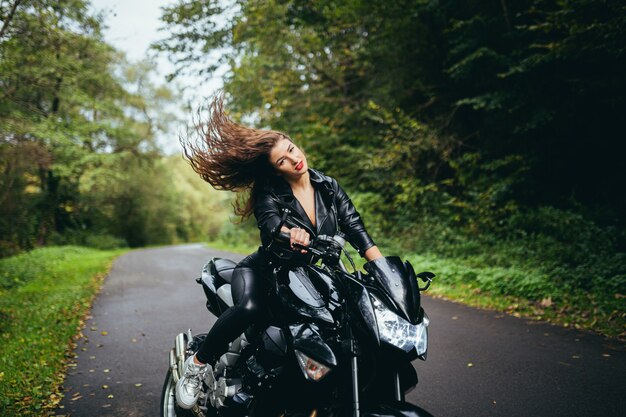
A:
[[0, 246, 126, 416], [206, 239, 625, 340]]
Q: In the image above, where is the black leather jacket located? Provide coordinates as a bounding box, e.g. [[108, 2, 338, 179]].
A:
[[253, 169, 375, 263]]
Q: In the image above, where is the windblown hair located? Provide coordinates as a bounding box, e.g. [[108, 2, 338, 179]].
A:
[[180, 93, 290, 219]]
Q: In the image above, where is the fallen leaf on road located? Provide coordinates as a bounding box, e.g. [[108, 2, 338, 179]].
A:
[[103, 369, 110, 373], [467, 363, 473, 367], [131, 338, 137, 343], [107, 394, 114, 399], [90, 327, 97, 331], [134, 383, 142, 387], [101, 331, 108, 336], [602, 353, 611, 357], [101, 385, 109, 389], [572, 355, 580, 359]]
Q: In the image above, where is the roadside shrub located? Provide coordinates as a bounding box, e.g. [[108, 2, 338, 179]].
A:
[[48, 231, 127, 250], [82, 234, 127, 250], [0, 246, 89, 290]]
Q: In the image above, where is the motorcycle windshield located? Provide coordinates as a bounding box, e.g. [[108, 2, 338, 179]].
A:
[[363, 256, 421, 325]]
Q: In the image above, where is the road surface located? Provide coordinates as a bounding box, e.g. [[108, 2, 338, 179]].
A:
[[57, 245, 626, 417]]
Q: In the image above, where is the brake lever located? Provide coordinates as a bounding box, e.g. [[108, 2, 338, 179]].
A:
[[271, 208, 291, 240]]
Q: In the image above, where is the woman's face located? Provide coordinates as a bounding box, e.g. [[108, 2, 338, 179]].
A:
[[269, 137, 309, 180]]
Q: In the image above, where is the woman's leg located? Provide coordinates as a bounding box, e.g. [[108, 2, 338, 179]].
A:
[[195, 263, 267, 363], [176, 252, 267, 409]]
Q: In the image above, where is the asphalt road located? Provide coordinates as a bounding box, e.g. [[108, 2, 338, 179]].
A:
[[57, 245, 626, 417]]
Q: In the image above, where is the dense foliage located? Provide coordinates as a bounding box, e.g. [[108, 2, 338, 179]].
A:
[[0, 0, 225, 255], [156, 0, 625, 330]]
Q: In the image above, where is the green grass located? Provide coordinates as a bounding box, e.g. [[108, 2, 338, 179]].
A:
[[0, 246, 126, 416], [206, 239, 625, 340]]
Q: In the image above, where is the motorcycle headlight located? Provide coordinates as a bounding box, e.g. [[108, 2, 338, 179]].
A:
[[371, 295, 429, 358], [294, 350, 332, 382]]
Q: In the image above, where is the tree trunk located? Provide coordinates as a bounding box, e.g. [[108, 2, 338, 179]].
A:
[[0, 0, 24, 39]]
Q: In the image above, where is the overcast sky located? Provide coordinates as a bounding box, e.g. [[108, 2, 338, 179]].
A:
[[89, 0, 225, 153]]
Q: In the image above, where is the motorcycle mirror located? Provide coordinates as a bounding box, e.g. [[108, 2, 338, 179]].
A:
[[416, 271, 435, 282]]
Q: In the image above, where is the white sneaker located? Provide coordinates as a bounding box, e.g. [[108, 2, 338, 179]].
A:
[[176, 355, 207, 409]]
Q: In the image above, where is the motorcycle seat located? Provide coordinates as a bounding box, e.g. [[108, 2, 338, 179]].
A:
[[213, 258, 237, 284]]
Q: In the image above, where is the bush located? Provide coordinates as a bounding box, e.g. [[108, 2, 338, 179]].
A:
[[0, 246, 90, 291], [48, 231, 127, 250], [82, 234, 127, 250]]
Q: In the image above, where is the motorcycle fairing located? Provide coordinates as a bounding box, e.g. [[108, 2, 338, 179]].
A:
[[289, 323, 337, 367], [262, 325, 288, 357], [364, 256, 421, 325], [276, 267, 334, 324], [306, 265, 342, 309], [344, 274, 380, 346]]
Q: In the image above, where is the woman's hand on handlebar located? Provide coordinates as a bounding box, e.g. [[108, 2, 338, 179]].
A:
[[282, 226, 310, 253]]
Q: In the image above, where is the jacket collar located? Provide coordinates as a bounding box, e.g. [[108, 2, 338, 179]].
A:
[[263, 168, 335, 234]]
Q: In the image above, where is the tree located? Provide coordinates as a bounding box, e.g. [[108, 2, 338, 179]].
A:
[[155, 0, 626, 229], [0, 0, 186, 255]]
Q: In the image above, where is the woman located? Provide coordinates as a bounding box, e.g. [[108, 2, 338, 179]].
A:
[[176, 94, 382, 410]]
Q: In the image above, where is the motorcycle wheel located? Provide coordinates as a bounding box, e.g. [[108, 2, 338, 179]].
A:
[[160, 368, 197, 417]]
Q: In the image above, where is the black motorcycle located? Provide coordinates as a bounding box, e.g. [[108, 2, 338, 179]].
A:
[[161, 209, 435, 417]]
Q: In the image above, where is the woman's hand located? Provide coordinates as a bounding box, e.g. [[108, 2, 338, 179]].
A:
[[289, 227, 310, 254]]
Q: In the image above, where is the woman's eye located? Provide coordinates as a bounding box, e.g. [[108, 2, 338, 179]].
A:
[[289, 147, 293, 152]]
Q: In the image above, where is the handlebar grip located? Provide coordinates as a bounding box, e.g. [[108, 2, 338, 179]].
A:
[[277, 231, 309, 250], [278, 231, 291, 242]]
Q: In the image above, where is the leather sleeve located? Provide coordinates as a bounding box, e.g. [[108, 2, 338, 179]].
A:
[[253, 191, 282, 249], [332, 179, 376, 256]]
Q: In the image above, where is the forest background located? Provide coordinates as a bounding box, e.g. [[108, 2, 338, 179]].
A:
[[1, 0, 625, 340]]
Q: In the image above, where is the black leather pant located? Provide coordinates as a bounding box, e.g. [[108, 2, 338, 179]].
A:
[[195, 249, 269, 364]]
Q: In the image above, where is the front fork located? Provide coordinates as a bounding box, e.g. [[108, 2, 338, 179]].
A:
[[342, 303, 361, 417], [348, 338, 360, 417], [347, 341, 404, 417], [393, 371, 404, 402]]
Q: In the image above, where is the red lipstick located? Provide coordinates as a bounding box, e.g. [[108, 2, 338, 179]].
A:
[[295, 161, 304, 171]]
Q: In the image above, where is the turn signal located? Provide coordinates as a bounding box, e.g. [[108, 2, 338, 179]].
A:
[[294, 350, 332, 381]]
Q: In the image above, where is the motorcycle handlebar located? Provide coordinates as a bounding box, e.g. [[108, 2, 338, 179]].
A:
[[276, 230, 346, 260], [272, 208, 348, 266]]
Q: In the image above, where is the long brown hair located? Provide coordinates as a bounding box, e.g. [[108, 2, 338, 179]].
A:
[[180, 93, 289, 219]]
